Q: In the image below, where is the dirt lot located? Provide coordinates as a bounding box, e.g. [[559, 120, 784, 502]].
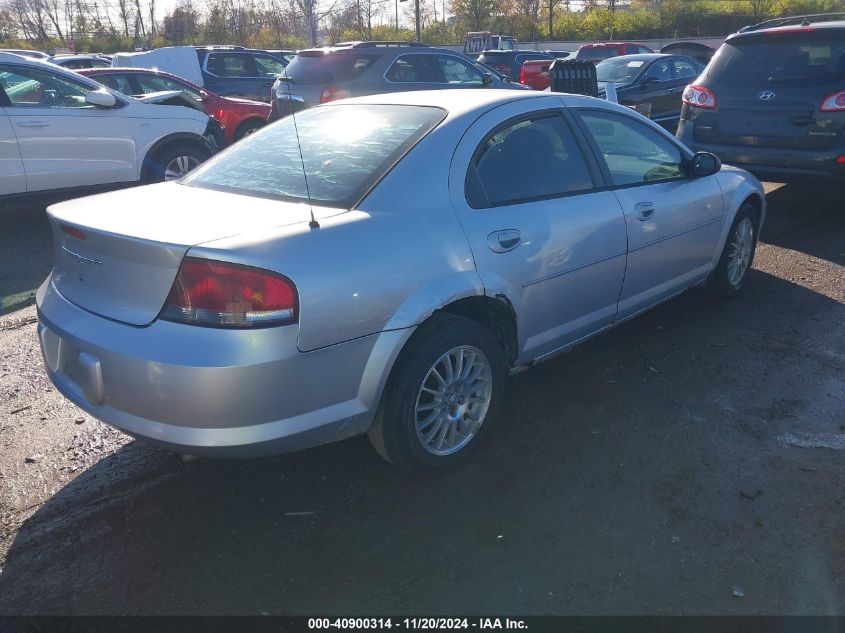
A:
[[0, 183, 843, 615]]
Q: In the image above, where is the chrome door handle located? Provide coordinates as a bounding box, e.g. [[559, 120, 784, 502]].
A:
[[17, 121, 49, 128], [487, 229, 521, 253], [634, 202, 655, 220]]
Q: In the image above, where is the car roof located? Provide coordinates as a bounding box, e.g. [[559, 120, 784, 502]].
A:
[[599, 53, 674, 62], [580, 42, 644, 47]]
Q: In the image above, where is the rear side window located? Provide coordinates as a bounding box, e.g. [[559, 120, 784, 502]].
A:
[[207, 53, 254, 77], [184, 104, 445, 208], [672, 58, 698, 78], [284, 53, 379, 85], [386, 55, 440, 82], [467, 114, 593, 208], [578, 110, 685, 186], [707, 31, 845, 86]]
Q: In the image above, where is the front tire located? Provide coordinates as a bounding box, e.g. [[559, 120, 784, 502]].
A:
[[368, 314, 506, 473], [708, 203, 759, 296]]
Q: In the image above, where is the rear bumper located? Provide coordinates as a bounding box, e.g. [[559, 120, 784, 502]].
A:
[[36, 277, 411, 457], [677, 121, 845, 182]]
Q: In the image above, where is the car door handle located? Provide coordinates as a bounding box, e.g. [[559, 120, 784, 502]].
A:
[[487, 229, 521, 253], [634, 202, 655, 220], [668, 87, 680, 93], [17, 121, 49, 128]]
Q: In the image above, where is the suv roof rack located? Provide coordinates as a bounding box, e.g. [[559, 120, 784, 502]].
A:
[[334, 41, 428, 48], [738, 12, 845, 32]]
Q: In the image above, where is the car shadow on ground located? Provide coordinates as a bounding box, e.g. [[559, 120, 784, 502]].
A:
[[0, 206, 53, 316], [2, 267, 844, 615], [759, 183, 845, 265]]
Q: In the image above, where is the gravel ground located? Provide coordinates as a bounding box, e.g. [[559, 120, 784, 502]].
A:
[[0, 183, 843, 615]]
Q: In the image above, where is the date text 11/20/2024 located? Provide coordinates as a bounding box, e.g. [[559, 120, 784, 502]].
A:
[[308, 618, 528, 629]]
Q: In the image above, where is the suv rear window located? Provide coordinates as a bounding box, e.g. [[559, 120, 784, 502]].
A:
[[577, 47, 617, 61], [708, 31, 845, 86], [183, 104, 445, 208], [284, 53, 380, 85]]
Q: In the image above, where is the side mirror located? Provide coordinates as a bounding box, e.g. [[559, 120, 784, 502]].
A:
[[85, 89, 116, 108], [690, 151, 721, 177], [482, 72, 494, 85]]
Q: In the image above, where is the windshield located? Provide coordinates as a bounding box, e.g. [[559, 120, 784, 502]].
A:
[[596, 57, 647, 83], [184, 104, 445, 208], [708, 31, 845, 86]]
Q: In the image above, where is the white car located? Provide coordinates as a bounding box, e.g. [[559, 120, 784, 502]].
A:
[[0, 52, 215, 200]]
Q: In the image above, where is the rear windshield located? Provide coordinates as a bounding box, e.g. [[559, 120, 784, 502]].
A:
[[708, 31, 845, 86], [577, 47, 617, 61], [283, 52, 380, 85], [183, 104, 445, 208]]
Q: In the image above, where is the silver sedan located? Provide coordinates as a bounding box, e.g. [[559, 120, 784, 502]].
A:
[[37, 90, 765, 472]]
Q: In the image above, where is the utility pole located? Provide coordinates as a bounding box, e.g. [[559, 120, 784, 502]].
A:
[[548, 0, 553, 39], [415, 0, 420, 41], [395, 0, 399, 35]]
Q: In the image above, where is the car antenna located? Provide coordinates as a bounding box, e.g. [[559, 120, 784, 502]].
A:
[[278, 74, 319, 229]]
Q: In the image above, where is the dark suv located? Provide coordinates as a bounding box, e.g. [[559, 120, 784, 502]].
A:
[[677, 13, 845, 182], [269, 41, 527, 121], [195, 46, 288, 101]]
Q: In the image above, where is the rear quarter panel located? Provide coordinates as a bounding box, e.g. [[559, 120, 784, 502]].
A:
[[187, 116, 484, 352]]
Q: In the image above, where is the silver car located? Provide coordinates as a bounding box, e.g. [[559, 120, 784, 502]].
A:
[[37, 90, 765, 472]]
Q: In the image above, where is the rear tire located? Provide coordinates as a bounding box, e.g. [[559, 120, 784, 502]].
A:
[[145, 142, 211, 183], [368, 314, 506, 473], [234, 119, 264, 141], [707, 203, 759, 296]]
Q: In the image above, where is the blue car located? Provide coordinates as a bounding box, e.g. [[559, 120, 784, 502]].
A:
[[195, 46, 288, 102]]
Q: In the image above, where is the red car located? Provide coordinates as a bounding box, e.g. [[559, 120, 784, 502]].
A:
[[519, 59, 554, 90], [78, 67, 271, 144], [575, 42, 654, 63]]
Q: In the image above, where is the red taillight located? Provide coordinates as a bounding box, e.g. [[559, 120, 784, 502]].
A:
[[319, 85, 349, 103], [836, 155, 845, 164], [821, 90, 845, 112], [682, 84, 717, 109], [519, 65, 526, 84], [162, 258, 298, 328], [60, 223, 86, 240]]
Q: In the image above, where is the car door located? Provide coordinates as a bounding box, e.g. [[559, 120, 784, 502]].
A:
[[384, 54, 442, 92], [449, 97, 628, 363], [573, 107, 723, 320], [0, 98, 26, 194], [635, 59, 675, 120], [0, 63, 137, 192], [203, 52, 278, 101]]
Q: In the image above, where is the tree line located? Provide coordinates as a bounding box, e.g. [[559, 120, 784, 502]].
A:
[[0, 0, 842, 53]]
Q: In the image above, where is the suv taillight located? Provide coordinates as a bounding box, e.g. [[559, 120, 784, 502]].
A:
[[682, 84, 717, 109], [821, 90, 845, 112], [519, 64, 526, 84], [320, 85, 349, 103], [162, 258, 298, 328]]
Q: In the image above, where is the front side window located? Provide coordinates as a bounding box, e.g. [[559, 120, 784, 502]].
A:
[[254, 55, 285, 77], [436, 55, 483, 84], [0, 65, 91, 108], [386, 55, 440, 82], [184, 104, 445, 208], [467, 114, 593, 208], [578, 110, 685, 186], [95, 73, 134, 95], [135, 74, 201, 101], [644, 60, 671, 82]]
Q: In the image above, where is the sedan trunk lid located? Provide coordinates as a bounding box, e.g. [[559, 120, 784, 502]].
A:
[[48, 182, 317, 326]]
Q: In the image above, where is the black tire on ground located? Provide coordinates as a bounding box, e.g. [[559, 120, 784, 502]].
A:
[[234, 119, 264, 141], [368, 313, 506, 473], [707, 202, 760, 297], [144, 142, 211, 184]]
